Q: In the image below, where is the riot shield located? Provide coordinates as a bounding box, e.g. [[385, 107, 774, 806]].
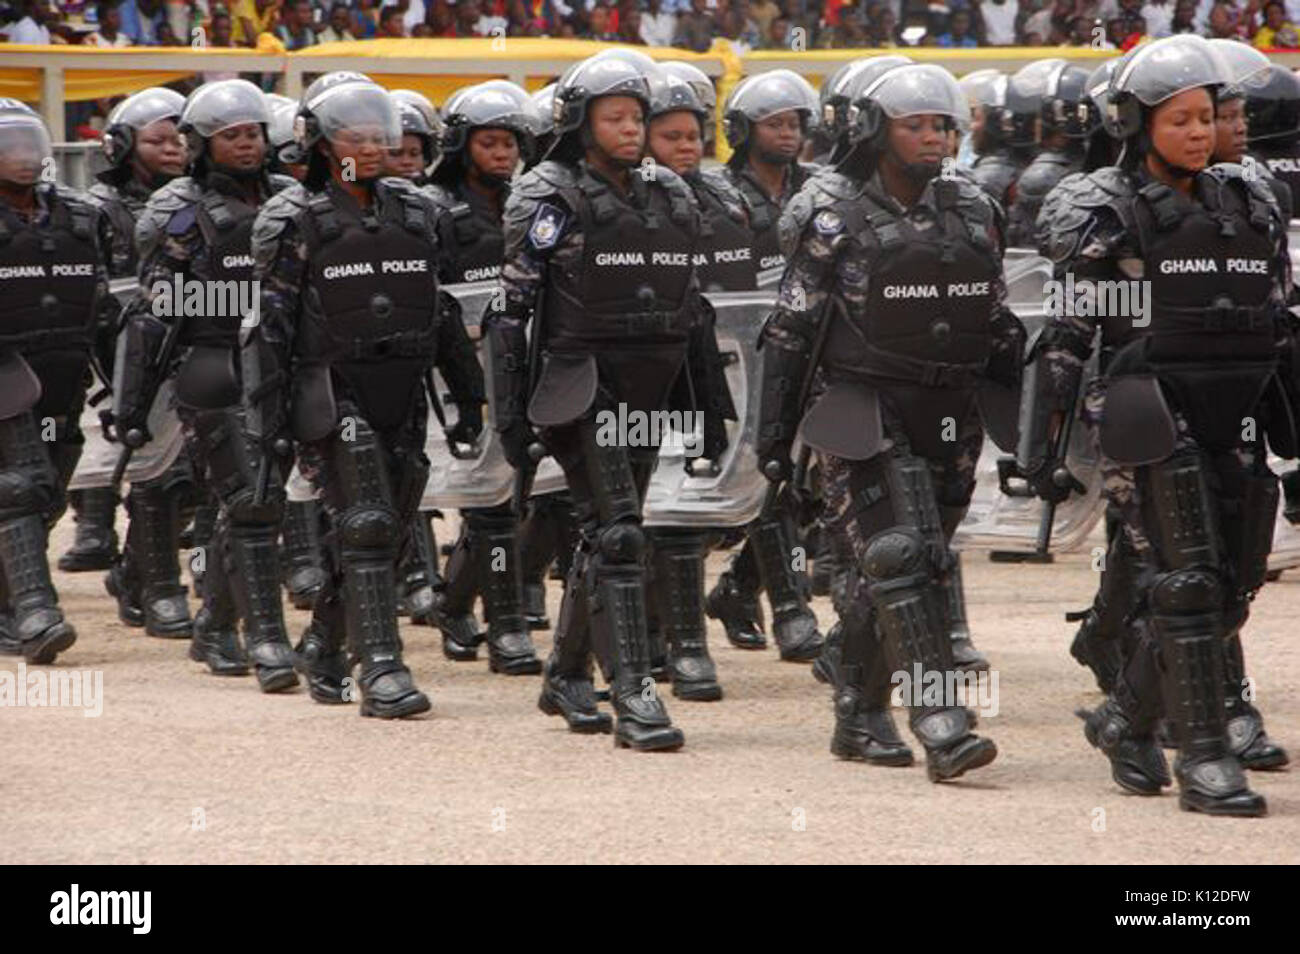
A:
[[68, 278, 188, 489], [644, 290, 771, 528], [420, 281, 515, 511]]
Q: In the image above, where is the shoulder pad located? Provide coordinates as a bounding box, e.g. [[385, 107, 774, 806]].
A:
[[48, 183, 96, 213], [268, 173, 298, 194], [698, 165, 739, 200], [251, 183, 309, 273], [135, 177, 201, 260], [1210, 161, 1287, 229], [1016, 156, 1077, 202], [1085, 166, 1134, 201], [779, 177, 849, 254], [503, 185, 569, 253], [806, 169, 864, 202], [421, 182, 458, 210], [1038, 171, 1124, 263], [652, 164, 692, 199], [86, 180, 117, 206], [515, 160, 576, 199]]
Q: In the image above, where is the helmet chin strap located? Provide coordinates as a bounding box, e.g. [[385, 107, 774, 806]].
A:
[[1146, 141, 1200, 180], [884, 143, 939, 186]]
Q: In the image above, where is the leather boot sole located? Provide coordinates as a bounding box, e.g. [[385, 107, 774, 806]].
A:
[[926, 737, 998, 782], [489, 653, 543, 676], [256, 666, 300, 693], [1179, 791, 1267, 818], [58, 551, 117, 572], [672, 679, 723, 702], [614, 723, 685, 751], [1241, 748, 1290, 771], [830, 732, 915, 766], [361, 691, 431, 719], [537, 689, 613, 733], [23, 623, 77, 665]]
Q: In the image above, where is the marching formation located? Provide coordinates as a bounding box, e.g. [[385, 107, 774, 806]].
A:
[[3, 36, 1299, 815]]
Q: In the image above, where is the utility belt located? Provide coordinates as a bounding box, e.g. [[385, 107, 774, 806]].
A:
[[835, 344, 986, 390]]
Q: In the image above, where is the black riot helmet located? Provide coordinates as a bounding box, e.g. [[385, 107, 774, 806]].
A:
[[1207, 39, 1271, 104], [392, 88, 443, 164], [432, 80, 538, 185], [821, 55, 913, 162], [660, 60, 717, 148], [722, 69, 818, 168], [839, 62, 968, 171], [648, 66, 709, 126], [1042, 64, 1096, 139], [1104, 34, 1230, 141], [102, 87, 186, 175], [1246, 63, 1300, 147], [1082, 58, 1120, 171], [529, 83, 556, 167], [264, 92, 302, 172], [1005, 58, 1068, 148], [296, 71, 401, 187], [548, 52, 653, 163], [960, 69, 1009, 150], [177, 78, 270, 177], [0, 98, 52, 189]]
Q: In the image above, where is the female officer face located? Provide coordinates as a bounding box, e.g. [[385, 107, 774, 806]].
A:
[[209, 122, 267, 173], [468, 127, 520, 181], [132, 118, 187, 181], [384, 133, 427, 179], [1147, 86, 1215, 175], [1213, 96, 1247, 164], [751, 109, 802, 164], [588, 94, 645, 166], [884, 113, 949, 180], [647, 110, 703, 176], [326, 123, 390, 182]]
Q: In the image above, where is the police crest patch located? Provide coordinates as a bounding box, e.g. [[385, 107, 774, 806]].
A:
[[813, 209, 843, 236], [528, 203, 565, 250]]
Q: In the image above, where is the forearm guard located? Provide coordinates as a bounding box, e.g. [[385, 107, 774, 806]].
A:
[[483, 310, 530, 434], [688, 298, 738, 459], [110, 306, 168, 439], [1016, 324, 1090, 475], [434, 290, 487, 418], [240, 327, 291, 454], [986, 305, 1028, 392], [756, 311, 815, 465]]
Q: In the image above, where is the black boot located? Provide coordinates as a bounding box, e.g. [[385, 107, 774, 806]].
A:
[[1222, 631, 1288, 771], [831, 657, 913, 766], [652, 530, 722, 702], [281, 499, 326, 611], [588, 530, 683, 751], [397, 512, 440, 624], [188, 529, 249, 675], [103, 559, 145, 628], [943, 553, 988, 672], [129, 483, 192, 638], [0, 611, 19, 655], [432, 519, 484, 660], [538, 548, 614, 733], [865, 528, 995, 782], [343, 551, 429, 719], [1153, 571, 1265, 818], [0, 515, 77, 664], [811, 621, 843, 688], [58, 487, 119, 572], [523, 582, 550, 630], [227, 523, 299, 693], [1079, 699, 1171, 795], [294, 597, 349, 705], [479, 511, 542, 675], [751, 514, 823, 661], [1067, 607, 1123, 694], [705, 568, 766, 650]]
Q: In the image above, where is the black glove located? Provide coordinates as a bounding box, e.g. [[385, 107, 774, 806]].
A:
[[500, 420, 540, 470], [446, 401, 483, 450], [1283, 468, 1300, 526], [1029, 460, 1084, 504]]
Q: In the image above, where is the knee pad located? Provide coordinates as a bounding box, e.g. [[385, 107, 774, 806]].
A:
[[337, 504, 399, 552], [1149, 568, 1223, 617], [223, 485, 285, 528], [596, 520, 645, 565], [0, 470, 55, 517], [862, 527, 928, 585]]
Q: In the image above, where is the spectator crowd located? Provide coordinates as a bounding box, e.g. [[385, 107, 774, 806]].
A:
[[4, 0, 1300, 55]]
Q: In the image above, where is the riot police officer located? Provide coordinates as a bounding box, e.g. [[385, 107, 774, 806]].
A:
[[967, 71, 1032, 209], [1246, 64, 1300, 218], [491, 51, 721, 749], [817, 56, 913, 168], [60, 88, 187, 576], [120, 79, 299, 689], [0, 99, 116, 662], [1006, 59, 1095, 247], [705, 69, 825, 664], [249, 71, 481, 717], [417, 80, 541, 675], [760, 65, 1022, 780], [384, 88, 442, 185], [92, 88, 202, 641], [1032, 36, 1294, 815], [266, 93, 307, 182]]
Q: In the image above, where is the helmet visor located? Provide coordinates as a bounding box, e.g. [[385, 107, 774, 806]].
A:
[[0, 117, 51, 185], [869, 64, 970, 131], [1112, 35, 1232, 108], [314, 84, 402, 149]]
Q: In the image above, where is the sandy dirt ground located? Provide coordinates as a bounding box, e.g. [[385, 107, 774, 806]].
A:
[[2, 513, 1297, 865]]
